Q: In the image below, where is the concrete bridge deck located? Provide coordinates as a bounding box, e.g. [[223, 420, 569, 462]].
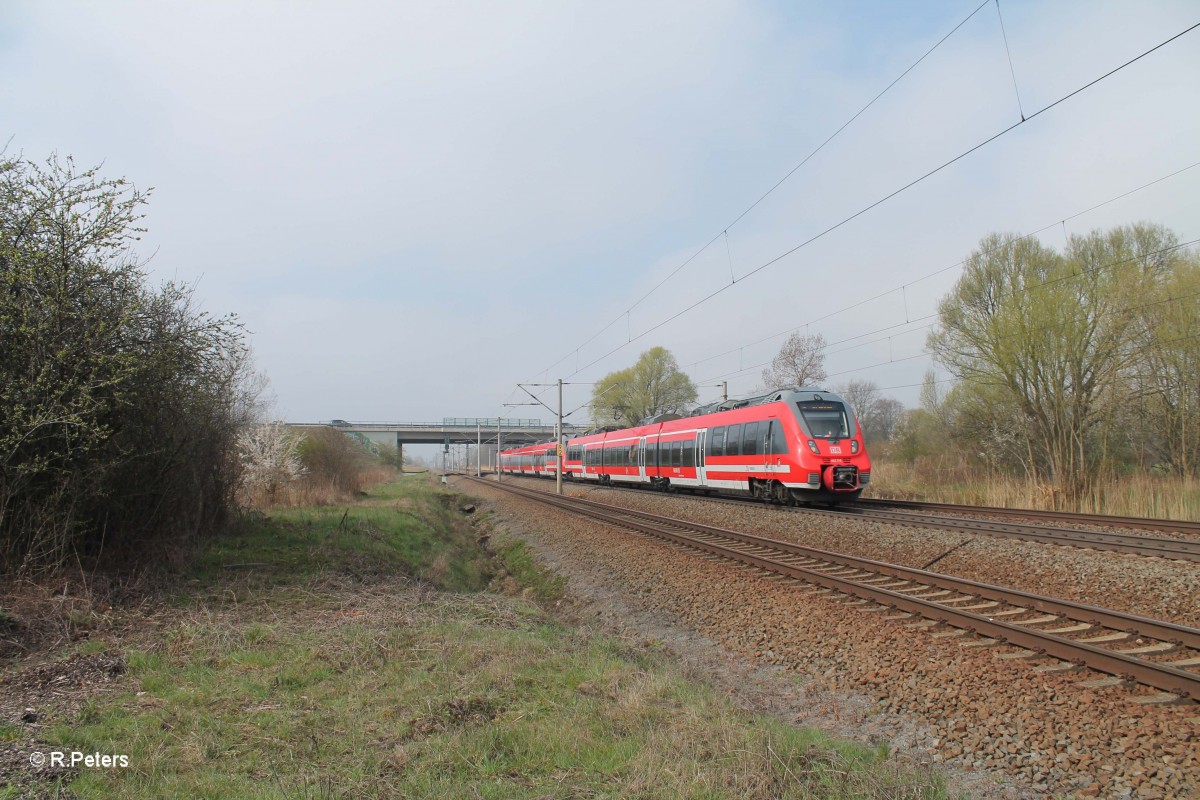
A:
[[287, 418, 586, 447]]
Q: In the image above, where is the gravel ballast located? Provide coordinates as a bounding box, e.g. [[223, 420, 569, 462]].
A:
[[466, 476, 1200, 799]]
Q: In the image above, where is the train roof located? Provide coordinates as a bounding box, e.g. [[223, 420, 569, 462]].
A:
[[690, 386, 845, 416], [539, 387, 858, 450]]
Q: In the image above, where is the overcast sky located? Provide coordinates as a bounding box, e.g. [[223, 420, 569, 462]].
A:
[[4, 1, 1198, 439]]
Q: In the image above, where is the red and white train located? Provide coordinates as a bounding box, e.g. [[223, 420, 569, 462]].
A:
[[498, 387, 871, 504]]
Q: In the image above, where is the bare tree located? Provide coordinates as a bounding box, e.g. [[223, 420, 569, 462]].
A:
[[835, 380, 905, 443], [1123, 237, 1200, 475], [761, 332, 827, 390], [873, 397, 905, 442]]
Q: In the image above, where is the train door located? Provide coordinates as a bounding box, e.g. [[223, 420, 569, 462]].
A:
[[695, 430, 707, 486], [766, 420, 782, 473], [638, 436, 647, 481]]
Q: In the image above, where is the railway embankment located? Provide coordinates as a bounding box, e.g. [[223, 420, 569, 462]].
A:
[[1, 477, 952, 799], [477, 475, 1200, 798]]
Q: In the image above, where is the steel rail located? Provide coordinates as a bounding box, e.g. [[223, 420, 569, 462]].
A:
[[816, 506, 1200, 562], [855, 497, 1200, 536], [465, 476, 1200, 699], [498, 474, 1200, 562]]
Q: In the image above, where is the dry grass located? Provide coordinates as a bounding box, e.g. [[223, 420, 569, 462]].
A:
[[4, 478, 952, 799], [245, 466, 398, 508], [239, 424, 399, 509], [868, 458, 1200, 520]]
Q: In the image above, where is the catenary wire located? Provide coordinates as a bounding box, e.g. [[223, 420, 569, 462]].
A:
[[561, 22, 1200, 383], [682, 157, 1200, 374], [696, 237, 1200, 385], [523, 0, 993, 385]]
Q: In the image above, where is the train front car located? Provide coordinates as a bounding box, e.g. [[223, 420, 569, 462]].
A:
[[784, 388, 871, 504]]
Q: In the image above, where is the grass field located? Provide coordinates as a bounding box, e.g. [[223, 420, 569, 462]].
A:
[[9, 476, 950, 799]]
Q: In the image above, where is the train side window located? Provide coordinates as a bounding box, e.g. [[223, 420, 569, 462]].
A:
[[672, 440, 682, 466], [726, 424, 743, 456], [710, 426, 725, 457], [743, 422, 760, 456], [770, 423, 789, 454], [682, 438, 695, 467]]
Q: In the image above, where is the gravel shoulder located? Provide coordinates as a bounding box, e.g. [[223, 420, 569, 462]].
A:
[[466, 476, 1200, 799]]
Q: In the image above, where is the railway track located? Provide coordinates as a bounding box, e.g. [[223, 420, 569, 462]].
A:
[[493, 474, 1200, 562], [819, 505, 1200, 563], [855, 497, 1200, 536], [464, 475, 1200, 702]]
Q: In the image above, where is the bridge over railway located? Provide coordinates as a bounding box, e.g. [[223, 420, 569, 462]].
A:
[[286, 418, 587, 466]]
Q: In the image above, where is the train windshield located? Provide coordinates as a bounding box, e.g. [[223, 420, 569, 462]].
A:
[[796, 401, 851, 439]]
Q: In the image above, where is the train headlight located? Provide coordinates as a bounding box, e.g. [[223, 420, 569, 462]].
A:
[[807, 439, 819, 455], [851, 440, 859, 454]]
